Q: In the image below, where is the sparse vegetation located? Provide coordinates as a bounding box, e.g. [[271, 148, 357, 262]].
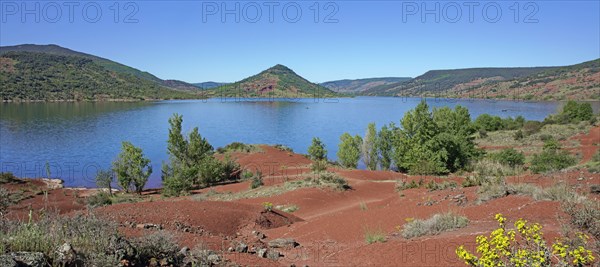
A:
[[276, 204, 299, 213], [216, 142, 260, 153], [401, 212, 469, 239], [364, 226, 386, 244], [0, 172, 19, 184], [250, 171, 264, 189]]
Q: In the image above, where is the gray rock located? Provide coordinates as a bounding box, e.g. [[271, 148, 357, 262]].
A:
[[207, 254, 221, 264], [0, 255, 17, 267], [108, 236, 136, 262], [591, 185, 600, 194], [10, 252, 46, 267], [235, 242, 248, 253], [267, 250, 280, 260], [257, 248, 268, 258], [179, 247, 190, 256], [55, 243, 76, 264], [268, 238, 298, 248]]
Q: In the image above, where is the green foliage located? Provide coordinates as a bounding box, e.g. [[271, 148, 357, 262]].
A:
[[0, 188, 9, 217], [392, 101, 477, 175], [474, 114, 505, 131], [0, 172, 18, 184], [513, 129, 524, 140], [274, 144, 293, 152], [216, 142, 259, 153], [250, 171, 264, 189], [337, 133, 362, 168], [377, 124, 394, 170], [112, 141, 152, 194], [162, 114, 217, 196], [316, 172, 350, 190], [530, 140, 577, 173], [425, 180, 458, 191], [308, 137, 327, 161], [402, 212, 469, 239], [560, 101, 594, 123], [362, 123, 379, 170], [488, 148, 525, 167], [364, 227, 386, 244], [311, 159, 328, 173], [86, 192, 113, 207], [0, 51, 199, 101], [134, 231, 182, 266], [95, 169, 114, 196], [522, 120, 543, 135]]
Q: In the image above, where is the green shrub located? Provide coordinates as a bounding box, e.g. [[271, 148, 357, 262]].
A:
[[425, 180, 458, 191], [530, 149, 577, 174], [0, 188, 9, 217], [402, 212, 469, 239], [473, 159, 520, 177], [311, 159, 328, 173], [241, 170, 254, 179], [86, 192, 113, 207], [396, 179, 423, 191], [539, 134, 553, 142], [317, 172, 350, 190], [0, 172, 18, 184], [562, 199, 600, 239], [216, 142, 258, 153], [337, 132, 362, 169], [274, 144, 293, 152], [513, 130, 524, 140], [250, 171, 264, 189], [522, 121, 542, 135], [134, 231, 182, 266], [488, 148, 525, 167]]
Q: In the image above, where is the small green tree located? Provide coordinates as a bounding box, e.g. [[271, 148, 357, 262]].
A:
[[308, 137, 327, 161], [378, 124, 395, 170], [112, 141, 152, 194], [562, 100, 593, 122], [95, 169, 114, 196], [362, 123, 379, 170], [489, 148, 525, 167], [337, 133, 362, 168]]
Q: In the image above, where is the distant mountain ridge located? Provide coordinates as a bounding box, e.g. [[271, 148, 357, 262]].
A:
[[205, 64, 337, 98], [0, 44, 202, 101], [0, 44, 199, 91], [320, 77, 411, 94], [193, 82, 229, 89]]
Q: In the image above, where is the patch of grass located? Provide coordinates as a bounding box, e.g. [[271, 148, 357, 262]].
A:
[[0, 172, 19, 184], [359, 201, 368, 211], [274, 144, 293, 152], [311, 159, 328, 173], [425, 180, 458, 191], [472, 159, 522, 177], [562, 199, 600, 239], [216, 142, 260, 153], [395, 178, 424, 191], [250, 171, 264, 189], [364, 227, 386, 244], [401, 212, 469, 239], [134, 231, 182, 265], [86, 192, 145, 207], [316, 172, 350, 190], [585, 150, 600, 173]]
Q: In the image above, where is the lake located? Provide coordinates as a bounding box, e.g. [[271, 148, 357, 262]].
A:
[[1, 97, 597, 187]]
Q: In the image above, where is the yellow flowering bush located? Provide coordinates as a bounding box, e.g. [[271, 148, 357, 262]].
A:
[[456, 213, 595, 267], [262, 202, 273, 212]]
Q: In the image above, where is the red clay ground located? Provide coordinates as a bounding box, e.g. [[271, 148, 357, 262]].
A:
[[3, 127, 600, 266]]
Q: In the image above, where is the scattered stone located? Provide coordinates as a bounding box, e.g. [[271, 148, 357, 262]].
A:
[[179, 247, 190, 256], [577, 177, 585, 181], [591, 185, 600, 194], [257, 248, 268, 258], [0, 255, 17, 267], [252, 230, 266, 239], [266, 250, 280, 260], [227, 247, 234, 253], [235, 242, 248, 253], [268, 238, 298, 248], [10, 252, 46, 267], [55, 243, 76, 264]]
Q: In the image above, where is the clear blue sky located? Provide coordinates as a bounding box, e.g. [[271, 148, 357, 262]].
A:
[[1, 1, 599, 83]]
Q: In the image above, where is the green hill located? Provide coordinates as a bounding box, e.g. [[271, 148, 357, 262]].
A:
[[320, 77, 411, 94], [0, 51, 200, 101], [206, 64, 337, 98], [363, 66, 556, 96], [193, 82, 229, 89]]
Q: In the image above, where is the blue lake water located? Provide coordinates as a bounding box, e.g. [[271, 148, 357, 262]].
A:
[[1, 97, 598, 187]]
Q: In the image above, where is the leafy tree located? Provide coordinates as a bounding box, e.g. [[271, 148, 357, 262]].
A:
[[337, 133, 362, 168], [95, 169, 114, 196], [362, 123, 379, 170], [112, 141, 152, 194], [377, 124, 395, 170], [392, 101, 477, 174], [308, 137, 327, 161], [473, 114, 504, 131]]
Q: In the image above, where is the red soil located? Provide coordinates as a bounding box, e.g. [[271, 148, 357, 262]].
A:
[[3, 129, 600, 266]]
